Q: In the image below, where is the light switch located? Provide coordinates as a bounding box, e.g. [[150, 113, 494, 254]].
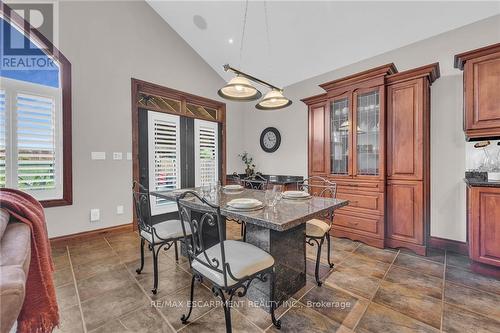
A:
[[91, 152, 106, 160], [90, 209, 100, 222], [126, 152, 132, 160], [116, 205, 124, 215], [113, 152, 123, 160]]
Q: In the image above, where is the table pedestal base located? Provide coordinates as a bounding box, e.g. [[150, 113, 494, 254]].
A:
[[244, 223, 306, 311]]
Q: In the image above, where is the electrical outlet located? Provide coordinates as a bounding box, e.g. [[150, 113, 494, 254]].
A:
[[116, 205, 124, 215], [113, 152, 123, 160], [126, 152, 132, 160], [90, 209, 100, 222]]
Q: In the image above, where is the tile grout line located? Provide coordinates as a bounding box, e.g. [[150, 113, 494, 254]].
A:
[[103, 236, 178, 333], [351, 249, 400, 332], [440, 250, 447, 332], [66, 245, 88, 333]]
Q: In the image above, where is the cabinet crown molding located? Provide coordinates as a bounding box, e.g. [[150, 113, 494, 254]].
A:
[[301, 93, 327, 106], [319, 63, 397, 91], [454, 42, 500, 70], [386, 63, 440, 85]]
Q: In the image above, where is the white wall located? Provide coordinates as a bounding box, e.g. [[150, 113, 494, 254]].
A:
[[241, 15, 500, 242], [45, 1, 244, 237]]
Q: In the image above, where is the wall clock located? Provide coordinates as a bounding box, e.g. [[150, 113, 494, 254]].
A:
[[260, 127, 281, 153]]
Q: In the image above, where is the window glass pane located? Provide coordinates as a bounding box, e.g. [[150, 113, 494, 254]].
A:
[[330, 98, 349, 174], [0, 18, 60, 88], [16, 93, 56, 190], [195, 119, 218, 187], [356, 91, 380, 175], [186, 103, 217, 121], [148, 111, 180, 215], [137, 93, 181, 114]]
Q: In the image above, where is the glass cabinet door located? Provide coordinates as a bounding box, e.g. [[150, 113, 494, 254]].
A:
[[355, 90, 380, 176], [330, 97, 350, 175]]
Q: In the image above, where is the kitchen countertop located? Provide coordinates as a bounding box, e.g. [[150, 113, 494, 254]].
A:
[[227, 174, 303, 185], [151, 187, 348, 231], [464, 178, 500, 188]]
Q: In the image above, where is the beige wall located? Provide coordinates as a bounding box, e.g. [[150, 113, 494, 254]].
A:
[[241, 15, 500, 242], [45, 1, 244, 237]]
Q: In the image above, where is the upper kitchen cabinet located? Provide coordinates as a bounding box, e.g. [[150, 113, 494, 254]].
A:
[[455, 43, 500, 141]]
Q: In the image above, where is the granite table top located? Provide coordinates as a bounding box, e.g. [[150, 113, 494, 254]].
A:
[[151, 188, 349, 232]]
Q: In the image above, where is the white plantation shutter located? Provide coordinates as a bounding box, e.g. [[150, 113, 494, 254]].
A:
[[16, 93, 56, 191], [148, 111, 181, 215], [195, 119, 218, 187], [0, 91, 6, 187], [0, 77, 62, 200]]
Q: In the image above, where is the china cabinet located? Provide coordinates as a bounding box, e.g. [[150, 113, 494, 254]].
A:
[[303, 63, 440, 254], [455, 43, 500, 140]]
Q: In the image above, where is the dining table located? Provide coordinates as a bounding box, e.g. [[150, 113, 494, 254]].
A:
[[150, 187, 349, 310]]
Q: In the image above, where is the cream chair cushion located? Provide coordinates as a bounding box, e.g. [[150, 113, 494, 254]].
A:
[[191, 240, 274, 287], [306, 219, 330, 238], [141, 220, 191, 244]]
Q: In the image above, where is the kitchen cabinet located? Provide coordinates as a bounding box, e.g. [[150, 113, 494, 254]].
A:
[[455, 43, 500, 140], [468, 185, 500, 269], [303, 63, 439, 253], [384, 64, 439, 255]]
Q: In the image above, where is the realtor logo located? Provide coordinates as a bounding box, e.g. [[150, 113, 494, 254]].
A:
[[1, 2, 56, 70]]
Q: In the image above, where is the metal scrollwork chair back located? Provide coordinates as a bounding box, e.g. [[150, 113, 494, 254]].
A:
[[297, 176, 337, 286], [132, 181, 186, 295], [241, 174, 269, 190], [176, 190, 281, 332]]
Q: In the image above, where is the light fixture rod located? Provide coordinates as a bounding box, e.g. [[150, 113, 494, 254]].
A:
[[223, 64, 282, 92]]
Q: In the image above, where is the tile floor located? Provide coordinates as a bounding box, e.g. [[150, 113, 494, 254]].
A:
[[51, 223, 500, 333]]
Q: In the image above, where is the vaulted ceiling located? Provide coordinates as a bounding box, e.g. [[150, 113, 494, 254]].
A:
[[148, 1, 500, 87]]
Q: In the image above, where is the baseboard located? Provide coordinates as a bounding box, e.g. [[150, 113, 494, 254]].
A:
[[50, 223, 134, 246], [428, 236, 468, 256]]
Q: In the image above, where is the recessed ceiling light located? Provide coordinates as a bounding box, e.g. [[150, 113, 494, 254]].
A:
[[228, 38, 234, 44]]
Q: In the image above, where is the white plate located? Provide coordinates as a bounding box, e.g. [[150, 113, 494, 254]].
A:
[[283, 191, 310, 198], [226, 204, 264, 212], [223, 184, 243, 191], [227, 198, 262, 209]]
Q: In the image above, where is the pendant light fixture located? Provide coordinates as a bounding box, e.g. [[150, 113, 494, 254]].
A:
[[256, 89, 292, 110], [217, 75, 262, 101], [217, 1, 292, 110]]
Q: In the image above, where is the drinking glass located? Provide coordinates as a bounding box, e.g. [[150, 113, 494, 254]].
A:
[[265, 190, 276, 207], [201, 184, 211, 197]]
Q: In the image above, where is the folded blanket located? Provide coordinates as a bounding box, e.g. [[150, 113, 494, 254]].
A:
[[0, 188, 59, 333]]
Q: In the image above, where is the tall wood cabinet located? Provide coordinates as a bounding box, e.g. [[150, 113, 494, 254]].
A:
[[303, 63, 440, 254], [455, 43, 500, 140], [385, 64, 439, 255]]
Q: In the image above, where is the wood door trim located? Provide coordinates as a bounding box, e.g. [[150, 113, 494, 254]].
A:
[[131, 79, 227, 230]]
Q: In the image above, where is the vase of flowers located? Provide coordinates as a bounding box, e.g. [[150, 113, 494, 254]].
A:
[[239, 152, 255, 177]]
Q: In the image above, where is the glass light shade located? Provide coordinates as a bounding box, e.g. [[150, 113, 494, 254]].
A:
[[217, 76, 262, 101], [256, 90, 292, 110]]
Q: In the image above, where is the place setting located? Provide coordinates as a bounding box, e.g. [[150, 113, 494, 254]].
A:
[[225, 198, 265, 212], [282, 190, 312, 200]]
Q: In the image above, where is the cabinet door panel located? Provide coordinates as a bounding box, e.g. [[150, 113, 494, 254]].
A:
[[309, 103, 327, 174], [387, 80, 423, 180], [334, 212, 381, 235], [386, 181, 423, 244], [336, 190, 384, 216], [465, 54, 500, 130], [470, 187, 500, 266]]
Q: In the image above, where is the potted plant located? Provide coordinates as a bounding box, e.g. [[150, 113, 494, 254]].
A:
[[239, 152, 255, 177]]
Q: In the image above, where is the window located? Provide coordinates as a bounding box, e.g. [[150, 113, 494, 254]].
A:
[[148, 111, 180, 215], [1, 77, 63, 201], [1, 7, 72, 206], [195, 119, 218, 187]]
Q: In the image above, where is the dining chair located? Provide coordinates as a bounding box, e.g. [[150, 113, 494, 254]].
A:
[[176, 191, 281, 333], [297, 176, 337, 286], [132, 182, 192, 294], [241, 174, 269, 190]]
